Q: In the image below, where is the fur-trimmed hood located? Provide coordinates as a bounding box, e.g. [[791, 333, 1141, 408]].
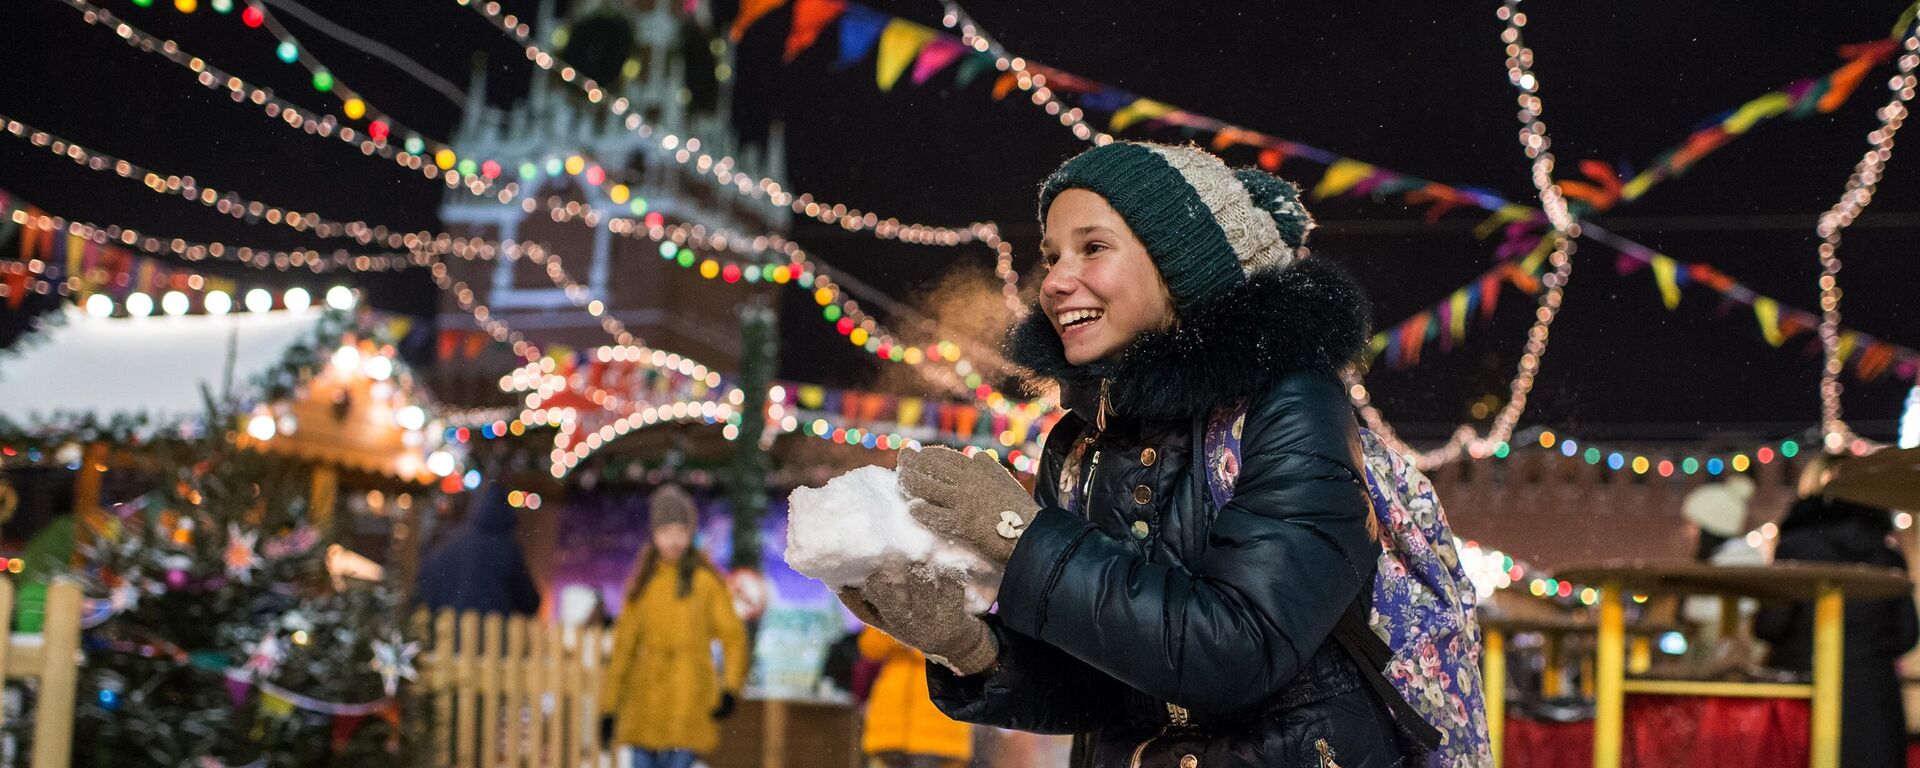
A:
[[1005, 257, 1371, 421]]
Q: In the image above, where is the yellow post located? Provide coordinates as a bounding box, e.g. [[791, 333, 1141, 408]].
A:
[[309, 464, 339, 534], [763, 698, 788, 768], [34, 581, 81, 768], [1628, 636, 1652, 675], [1484, 628, 1506, 768], [1542, 632, 1564, 698], [457, 612, 479, 768], [1810, 582, 1844, 768], [1594, 580, 1626, 768]]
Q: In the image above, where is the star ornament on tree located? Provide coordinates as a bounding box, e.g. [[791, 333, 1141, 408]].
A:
[[368, 636, 419, 697], [223, 525, 261, 583]]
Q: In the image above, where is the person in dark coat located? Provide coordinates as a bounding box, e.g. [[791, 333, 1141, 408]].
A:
[[839, 142, 1407, 767], [416, 482, 542, 615], [1754, 488, 1918, 768]]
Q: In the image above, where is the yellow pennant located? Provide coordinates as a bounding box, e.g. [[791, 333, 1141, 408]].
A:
[[1448, 290, 1470, 340], [1835, 332, 1860, 366], [1754, 298, 1785, 347], [1311, 159, 1376, 200], [798, 385, 826, 410], [1109, 98, 1174, 132], [875, 20, 935, 92], [1723, 92, 1793, 134], [896, 397, 923, 427], [1651, 255, 1682, 310]]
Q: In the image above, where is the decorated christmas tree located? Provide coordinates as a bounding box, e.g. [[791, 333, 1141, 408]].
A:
[[69, 407, 426, 768]]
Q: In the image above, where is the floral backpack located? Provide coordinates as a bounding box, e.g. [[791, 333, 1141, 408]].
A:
[[1203, 407, 1492, 768]]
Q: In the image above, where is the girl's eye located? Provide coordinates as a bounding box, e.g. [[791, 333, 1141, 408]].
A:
[[1085, 242, 1107, 254]]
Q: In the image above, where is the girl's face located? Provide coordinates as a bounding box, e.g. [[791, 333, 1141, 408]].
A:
[[1039, 189, 1175, 366], [652, 523, 691, 563]]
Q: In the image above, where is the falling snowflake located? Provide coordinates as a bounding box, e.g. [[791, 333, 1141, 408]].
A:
[[223, 525, 260, 583], [368, 635, 420, 697]]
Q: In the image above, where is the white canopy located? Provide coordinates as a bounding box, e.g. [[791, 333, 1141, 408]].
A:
[[0, 307, 327, 428]]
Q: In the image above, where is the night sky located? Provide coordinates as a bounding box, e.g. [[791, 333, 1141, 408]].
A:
[[2, 0, 1916, 445]]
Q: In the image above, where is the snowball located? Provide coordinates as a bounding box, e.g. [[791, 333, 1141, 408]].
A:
[[785, 465, 1000, 613]]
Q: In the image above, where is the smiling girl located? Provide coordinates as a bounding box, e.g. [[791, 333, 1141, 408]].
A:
[[840, 142, 1417, 767]]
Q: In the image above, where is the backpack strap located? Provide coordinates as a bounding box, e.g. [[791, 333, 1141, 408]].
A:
[[1330, 595, 1444, 755], [1200, 400, 1250, 510], [1203, 402, 1440, 752]]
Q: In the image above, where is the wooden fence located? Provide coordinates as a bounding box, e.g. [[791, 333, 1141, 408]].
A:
[[0, 580, 83, 768], [414, 608, 615, 768], [414, 608, 862, 768]]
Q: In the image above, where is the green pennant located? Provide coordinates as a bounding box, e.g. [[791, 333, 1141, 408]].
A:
[[954, 52, 996, 89]]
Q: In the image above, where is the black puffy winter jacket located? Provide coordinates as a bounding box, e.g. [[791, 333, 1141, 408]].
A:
[[927, 258, 1407, 768]]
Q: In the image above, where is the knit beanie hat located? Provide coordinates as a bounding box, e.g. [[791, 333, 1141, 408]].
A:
[[1038, 141, 1315, 313], [648, 484, 698, 530], [1682, 476, 1756, 538]]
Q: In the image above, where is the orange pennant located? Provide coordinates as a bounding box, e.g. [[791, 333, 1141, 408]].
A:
[[783, 0, 846, 62], [730, 0, 789, 42]]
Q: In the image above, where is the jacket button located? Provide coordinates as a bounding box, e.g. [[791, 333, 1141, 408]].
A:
[[1131, 520, 1150, 539], [1133, 485, 1153, 505], [1181, 755, 1198, 768], [1140, 447, 1157, 466]]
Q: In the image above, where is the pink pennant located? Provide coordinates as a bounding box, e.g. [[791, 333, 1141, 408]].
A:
[[910, 38, 966, 86]]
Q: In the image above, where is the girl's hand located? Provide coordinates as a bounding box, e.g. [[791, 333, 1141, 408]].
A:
[[855, 563, 1000, 676], [897, 446, 1038, 566]]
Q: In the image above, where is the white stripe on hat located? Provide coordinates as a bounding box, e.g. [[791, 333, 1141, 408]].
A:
[[1144, 144, 1295, 275]]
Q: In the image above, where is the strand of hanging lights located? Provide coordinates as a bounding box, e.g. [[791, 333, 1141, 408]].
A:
[[1815, 19, 1919, 453]]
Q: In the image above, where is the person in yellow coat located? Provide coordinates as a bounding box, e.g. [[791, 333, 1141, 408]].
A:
[[859, 625, 973, 768], [598, 485, 750, 768]]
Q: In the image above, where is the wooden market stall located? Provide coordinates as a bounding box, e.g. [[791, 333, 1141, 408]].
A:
[[1554, 560, 1911, 768], [0, 305, 455, 574]]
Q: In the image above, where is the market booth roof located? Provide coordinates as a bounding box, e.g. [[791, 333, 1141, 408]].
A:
[[0, 306, 325, 427], [0, 307, 448, 483]]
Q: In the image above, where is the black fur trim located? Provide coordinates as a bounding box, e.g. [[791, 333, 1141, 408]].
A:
[[1005, 257, 1371, 420]]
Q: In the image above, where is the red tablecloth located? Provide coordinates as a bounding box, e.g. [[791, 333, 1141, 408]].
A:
[[1504, 696, 1810, 768]]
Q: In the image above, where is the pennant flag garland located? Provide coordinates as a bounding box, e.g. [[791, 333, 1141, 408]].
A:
[[1366, 259, 1547, 370], [1613, 38, 1899, 207], [740, 0, 1908, 237], [1610, 240, 1920, 382]]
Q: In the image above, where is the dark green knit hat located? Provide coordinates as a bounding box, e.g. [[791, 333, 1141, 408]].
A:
[[1038, 141, 1314, 312]]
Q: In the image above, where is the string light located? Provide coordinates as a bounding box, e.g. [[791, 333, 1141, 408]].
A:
[[1346, 2, 1579, 470], [942, 2, 1112, 147], [452, 0, 1002, 248], [16, 31, 1006, 407], [48, 3, 1022, 403], [1, 114, 412, 249], [5, 204, 422, 274], [1490, 428, 1811, 477], [50, 0, 520, 203], [1816, 21, 1919, 450], [0, 118, 741, 391]]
